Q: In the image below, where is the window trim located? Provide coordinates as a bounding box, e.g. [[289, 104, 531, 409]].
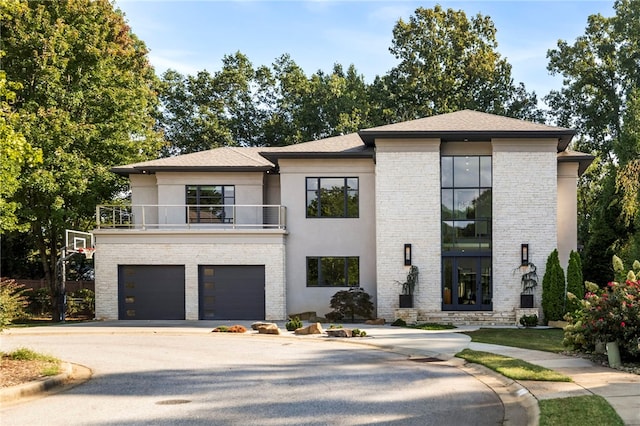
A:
[[305, 177, 359, 218], [306, 256, 360, 287]]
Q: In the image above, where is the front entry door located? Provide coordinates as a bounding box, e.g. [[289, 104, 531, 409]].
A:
[[442, 257, 492, 310]]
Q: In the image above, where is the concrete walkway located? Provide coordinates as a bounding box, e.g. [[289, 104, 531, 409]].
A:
[[348, 324, 640, 426], [2, 321, 639, 425]]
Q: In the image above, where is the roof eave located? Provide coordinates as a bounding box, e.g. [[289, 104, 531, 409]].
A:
[[112, 165, 275, 176], [558, 153, 596, 176]]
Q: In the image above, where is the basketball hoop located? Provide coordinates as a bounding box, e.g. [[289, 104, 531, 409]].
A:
[[78, 247, 95, 259]]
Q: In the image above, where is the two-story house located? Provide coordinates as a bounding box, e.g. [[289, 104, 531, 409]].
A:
[[93, 110, 593, 324]]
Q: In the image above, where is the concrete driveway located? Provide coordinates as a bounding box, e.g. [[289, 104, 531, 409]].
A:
[[1, 323, 503, 425]]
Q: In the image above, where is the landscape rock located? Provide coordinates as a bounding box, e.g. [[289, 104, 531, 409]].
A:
[[251, 321, 276, 330], [365, 318, 385, 325], [257, 324, 281, 335], [326, 328, 352, 338], [294, 322, 324, 335]]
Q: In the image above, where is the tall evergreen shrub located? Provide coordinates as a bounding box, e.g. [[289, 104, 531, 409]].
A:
[[541, 249, 566, 322], [566, 250, 584, 303]]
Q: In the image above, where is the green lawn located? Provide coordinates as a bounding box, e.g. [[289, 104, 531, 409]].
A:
[[456, 349, 571, 381], [462, 327, 566, 353], [410, 323, 457, 331], [539, 395, 624, 426]]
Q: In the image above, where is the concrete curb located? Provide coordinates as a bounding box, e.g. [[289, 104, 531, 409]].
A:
[[453, 360, 540, 426], [0, 362, 92, 406]]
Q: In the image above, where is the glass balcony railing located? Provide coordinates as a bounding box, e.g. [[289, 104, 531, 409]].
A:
[[96, 204, 286, 230]]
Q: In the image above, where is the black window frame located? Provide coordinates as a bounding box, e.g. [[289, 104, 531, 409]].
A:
[[185, 185, 235, 224], [306, 256, 360, 287], [306, 177, 359, 218], [441, 156, 492, 252], [441, 155, 492, 311]]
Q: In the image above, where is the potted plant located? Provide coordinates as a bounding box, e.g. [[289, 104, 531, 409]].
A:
[[397, 266, 419, 308], [519, 262, 538, 308]]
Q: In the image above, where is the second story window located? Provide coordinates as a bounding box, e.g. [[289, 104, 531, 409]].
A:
[[306, 177, 358, 218], [186, 185, 234, 223]]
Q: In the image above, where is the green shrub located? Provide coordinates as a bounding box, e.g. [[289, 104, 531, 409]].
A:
[[327, 288, 374, 322], [67, 288, 95, 317], [351, 328, 367, 337], [391, 318, 407, 327], [566, 250, 584, 311], [0, 279, 30, 329], [564, 257, 640, 360], [285, 316, 303, 331], [519, 314, 538, 327], [542, 249, 566, 322], [27, 287, 52, 316]]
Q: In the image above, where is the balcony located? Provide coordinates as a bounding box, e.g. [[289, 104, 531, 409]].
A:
[[96, 204, 286, 230]]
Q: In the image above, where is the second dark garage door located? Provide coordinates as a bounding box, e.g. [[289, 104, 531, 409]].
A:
[[199, 265, 265, 320]]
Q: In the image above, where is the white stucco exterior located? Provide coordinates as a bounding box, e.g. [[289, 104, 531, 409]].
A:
[[93, 111, 591, 324]]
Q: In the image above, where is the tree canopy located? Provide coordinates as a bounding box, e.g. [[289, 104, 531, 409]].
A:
[[546, 0, 640, 282], [1, 0, 162, 320], [157, 6, 543, 154], [370, 5, 543, 123]]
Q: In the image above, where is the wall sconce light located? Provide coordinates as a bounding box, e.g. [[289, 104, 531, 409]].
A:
[[521, 244, 529, 266], [404, 244, 412, 266]]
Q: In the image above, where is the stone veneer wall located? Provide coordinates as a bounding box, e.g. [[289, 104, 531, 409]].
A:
[[381, 138, 558, 324], [491, 139, 558, 317], [94, 231, 287, 321], [375, 139, 441, 320]]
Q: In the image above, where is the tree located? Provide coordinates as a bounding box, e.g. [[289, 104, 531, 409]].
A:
[[0, 71, 41, 232], [158, 54, 372, 152], [158, 68, 234, 156], [546, 0, 640, 279], [0, 0, 42, 233], [2, 0, 163, 321], [371, 5, 543, 123], [541, 249, 566, 322]]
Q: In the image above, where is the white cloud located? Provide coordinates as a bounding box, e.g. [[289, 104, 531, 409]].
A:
[[367, 5, 415, 25], [148, 50, 201, 75]]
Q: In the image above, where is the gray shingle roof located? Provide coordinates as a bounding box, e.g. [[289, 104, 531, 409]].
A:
[[359, 110, 575, 150], [111, 147, 276, 175], [112, 110, 581, 175]]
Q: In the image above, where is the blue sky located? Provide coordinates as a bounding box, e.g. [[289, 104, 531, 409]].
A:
[[115, 0, 616, 100]]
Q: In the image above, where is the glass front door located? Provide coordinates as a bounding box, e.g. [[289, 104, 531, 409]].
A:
[[442, 256, 492, 310]]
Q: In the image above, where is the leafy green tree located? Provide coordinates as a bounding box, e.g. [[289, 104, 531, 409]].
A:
[[158, 68, 234, 155], [371, 5, 543, 123], [546, 0, 640, 279], [0, 1, 42, 232], [159, 54, 372, 151], [2, 0, 163, 321], [0, 71, 42, 232], [542, 249, 566, 322]]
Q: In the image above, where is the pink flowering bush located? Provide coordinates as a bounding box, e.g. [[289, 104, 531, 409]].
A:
[[563, 257, 640, 360]]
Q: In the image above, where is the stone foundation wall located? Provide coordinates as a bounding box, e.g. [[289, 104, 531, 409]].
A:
[[417, 310, 518, 325]]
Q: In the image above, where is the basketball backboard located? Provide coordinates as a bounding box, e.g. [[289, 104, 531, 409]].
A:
[[65, 229, 94, 253]]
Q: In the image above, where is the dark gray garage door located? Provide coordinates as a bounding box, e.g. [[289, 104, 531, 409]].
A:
[[199, 265, 265, 320], [118, 265, 185, 320]]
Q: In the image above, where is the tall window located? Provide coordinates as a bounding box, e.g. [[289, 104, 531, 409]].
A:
[[307, 257, 359, 287], [306, 177, 358, 218], [186, 185, 234, 223], [441, 156, 492, 310]]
